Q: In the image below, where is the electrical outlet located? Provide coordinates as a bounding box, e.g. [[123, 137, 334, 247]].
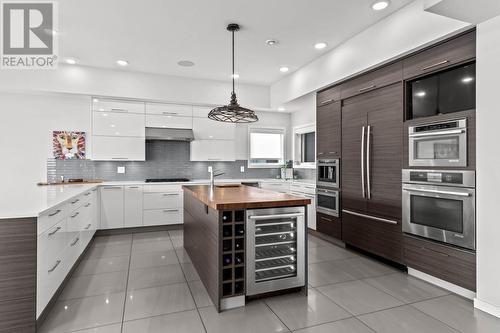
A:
[[117, 166, 125, 174], [240, 166, 245, 173], [208, 166, 213, 172]]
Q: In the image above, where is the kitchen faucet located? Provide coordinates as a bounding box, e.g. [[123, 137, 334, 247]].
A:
[[209, 168, 225, 187]]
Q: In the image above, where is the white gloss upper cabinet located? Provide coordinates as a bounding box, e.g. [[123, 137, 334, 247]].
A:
[[93, 111, 145, 137], [100, 186, 124, 229], [190, 140, 236, 162], [92, 136, 145, 161], [146, 103, 192, 117], [192, 117, 235, 140], [92, 99, 145, 114], [124, 186, 143, 228], [145, 114, 192, 129]]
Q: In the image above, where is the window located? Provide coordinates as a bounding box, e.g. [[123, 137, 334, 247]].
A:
[[293, 124, 316, 169], [248, 127, 285, 168]]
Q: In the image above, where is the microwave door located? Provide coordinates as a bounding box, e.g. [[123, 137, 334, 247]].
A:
[[409, 130, 467, 167]]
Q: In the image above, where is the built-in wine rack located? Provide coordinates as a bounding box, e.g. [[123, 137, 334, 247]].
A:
[[221, 210, 245, 297]]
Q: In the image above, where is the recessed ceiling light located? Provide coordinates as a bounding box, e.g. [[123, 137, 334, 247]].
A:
[[64, 57, 78, 65], [279, 66, 289, 73], [266, 39, 279, 46], [232, 73, 240, 79], [278, 106, 286, 111], [314, 42, 327, 50], [177, 60, 195, 67], [372, 1, 390, 11], [116, 59, 129, 67]]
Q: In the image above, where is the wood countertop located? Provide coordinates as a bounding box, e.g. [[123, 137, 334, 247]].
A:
[[182, 185, 311, 210]]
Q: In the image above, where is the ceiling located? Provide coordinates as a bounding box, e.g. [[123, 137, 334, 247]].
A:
[[59, 0, 414, 85]]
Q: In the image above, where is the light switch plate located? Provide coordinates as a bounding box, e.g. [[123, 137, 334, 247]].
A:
[[240, 166, 245, 173], [117, 166, 125, 174]]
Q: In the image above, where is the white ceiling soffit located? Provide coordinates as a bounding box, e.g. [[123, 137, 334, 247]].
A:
[[425, 0, 500, 24], [59, 0, 413, 86]]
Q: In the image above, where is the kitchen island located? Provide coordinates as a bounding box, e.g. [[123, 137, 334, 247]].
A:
[[182, 184, 311, 311]]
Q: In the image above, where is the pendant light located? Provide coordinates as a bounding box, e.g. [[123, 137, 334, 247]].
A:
[[208, 23, 258, 123]]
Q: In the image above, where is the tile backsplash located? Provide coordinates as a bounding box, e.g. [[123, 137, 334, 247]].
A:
[[47, 141, 316, 182]]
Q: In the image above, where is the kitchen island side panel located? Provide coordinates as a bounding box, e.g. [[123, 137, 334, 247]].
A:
[[183, 192, 221, 310]]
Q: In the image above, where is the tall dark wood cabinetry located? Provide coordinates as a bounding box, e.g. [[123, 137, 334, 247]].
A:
[[316, 100, 341, 159]]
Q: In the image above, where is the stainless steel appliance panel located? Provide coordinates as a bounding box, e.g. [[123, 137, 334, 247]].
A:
[[317, 159, 339, 188], [316, 188, 339, 217]]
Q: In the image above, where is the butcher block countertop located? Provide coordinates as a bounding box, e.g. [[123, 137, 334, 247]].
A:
[[182, 184, 311, 210]]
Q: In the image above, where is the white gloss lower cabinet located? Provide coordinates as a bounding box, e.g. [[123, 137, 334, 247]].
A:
[[143, 209, 182, 226], [125, 186, 143, 227], [190, 140, 236, 161], [100, 186, 124, 229], [92, 136, 145, 161]]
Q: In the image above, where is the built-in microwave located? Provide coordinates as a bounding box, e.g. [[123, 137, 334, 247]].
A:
[[408, 118, 467, 167], [317, 159, 339, 188], [316, 188, 339, 217]]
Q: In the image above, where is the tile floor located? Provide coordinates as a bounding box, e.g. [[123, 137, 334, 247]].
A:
[[39, 230, 500, 333]]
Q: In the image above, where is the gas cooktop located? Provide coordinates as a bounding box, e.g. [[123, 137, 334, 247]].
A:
[[145, 178, 190, 183]]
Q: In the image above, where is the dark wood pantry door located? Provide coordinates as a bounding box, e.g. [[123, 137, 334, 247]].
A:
[[316, 101, 341, 160]]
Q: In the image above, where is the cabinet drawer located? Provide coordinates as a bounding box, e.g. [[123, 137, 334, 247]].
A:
[[145, 114, 193, 129], [403, 235, 476, 291], [37, 219, 67, 271], [403, 31, 476, 79], [146, 103, 192, 117], [143, 184, 183, 193], [93, 111, 145, 137], [38, 202, 68, 235], [92, 98, 145, 114], [92, 136, 145, 161], [143, 209, 182, 226], [290, 183, 316, 195], [37, 251, 65, 317], [316, 212, 341, 240], [143, 192, 182, 209], [340, 62, 402, 100], [317, 86, 341, 106], [260, 182, 290, 193], [342, 210, 402, 263]]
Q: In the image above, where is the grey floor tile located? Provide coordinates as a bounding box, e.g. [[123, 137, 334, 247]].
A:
[[67, 323, 123, 333], [59, 271, 128, 300], [168, 229, 184, 239], [132, 231, 170, 242], [85, 242, 131, 259], [131, 238, 174, 254], [38, 292, 125, 333], [340, 257, 398, 279], [188, 280, 214, 308], [308, 236, 336, 248], [73, 256, 130, 277], [122, 309, 205, 333], [171, 236, 183, 249], [358, 305, 458, 333], [412, 294, 500, 333], [364, 273, 449, 303], [93, 234, 132, 247], [293, 317, 375, 333], [308, 245, 357, 264], [264, 288, 351, 330], [180, 262, 201, 281], [127, 264, 186, 290], [175, 248, 193, 263], [317, 280, 403, 315], [199, 302, 288, 333], [129, 249, 179, 269], [308, 260, 359, 287], [124, 282, 196, 321]]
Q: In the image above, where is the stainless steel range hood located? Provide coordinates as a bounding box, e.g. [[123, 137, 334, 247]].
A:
[[145, 127, 194, 142]]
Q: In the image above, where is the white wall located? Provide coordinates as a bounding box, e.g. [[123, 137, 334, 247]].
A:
[[270, 0, 470, 107], [289, 93, 316, 129], [475, 14, 500, 317]]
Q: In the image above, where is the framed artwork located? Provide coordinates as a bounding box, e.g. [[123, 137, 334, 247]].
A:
[[53, 131, 86, 160]]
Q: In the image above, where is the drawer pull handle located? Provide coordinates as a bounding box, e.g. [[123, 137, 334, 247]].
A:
[[111, 108, 128, 112], [320, 98, 334, 105], [48, 209, 61, 217], [318, 152, 324, 155], [84, 223, 92, 230], [48, 260, 61, 273], [92, 188, 97, 192], [163, 193, 179, 196], [320, 217, 332, 222], [328, 151, 337, 154], [162, 112, 179, 115], [342, 209, 398, 225], [128, 186, 140, 189], [104, 187, 122, 189], [84, 192, 91, 196], [421, 60, 450, 71], [71, 199, 79, 204], [84, 203, 91, 208], [71, 237, 80, 246], [163, 209, 179, 212], [421, 246, 449, 257], [71, 212, 80, 218], [48, 226, 62, 236], [359, 84, 376, 92]]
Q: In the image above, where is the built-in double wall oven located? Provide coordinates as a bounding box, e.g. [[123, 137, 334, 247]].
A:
[[402, 169, 476, 250], [316, 159, 340, 217]]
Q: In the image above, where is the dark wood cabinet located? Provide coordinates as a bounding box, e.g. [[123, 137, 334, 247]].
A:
[[403, 235, 476, 291], [340, 62, 402, 100], [342, 211, 403, 263], [316, 100, 341, 159], [317, 86, 341, 106], [403, 30, 476, 80], [316, 212, 341, 240]]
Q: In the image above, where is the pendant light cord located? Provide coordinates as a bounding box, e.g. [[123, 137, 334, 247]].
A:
[[232, 29, 235, 94]]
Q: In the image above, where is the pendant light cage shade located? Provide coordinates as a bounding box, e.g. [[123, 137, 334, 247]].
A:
[[208, 23, 258, 123]]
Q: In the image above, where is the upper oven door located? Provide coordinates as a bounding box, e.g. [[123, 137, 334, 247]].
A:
[[317, 160, 339, 187], [408, 126, 467, 167], [402, 183, 475, 250]]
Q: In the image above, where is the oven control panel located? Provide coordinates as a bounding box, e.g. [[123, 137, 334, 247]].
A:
[[409, 171, 464, 185]]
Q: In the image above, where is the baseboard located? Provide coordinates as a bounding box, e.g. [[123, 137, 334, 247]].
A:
[[96, 224, 182, 236], [474, 298, 500, 318], [408, 267, 476, 300]]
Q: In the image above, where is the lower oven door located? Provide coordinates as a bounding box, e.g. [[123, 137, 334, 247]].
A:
[[246, 207, 305, 296], [402, 183, 475, 250], [316, 189, 339, 217]]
